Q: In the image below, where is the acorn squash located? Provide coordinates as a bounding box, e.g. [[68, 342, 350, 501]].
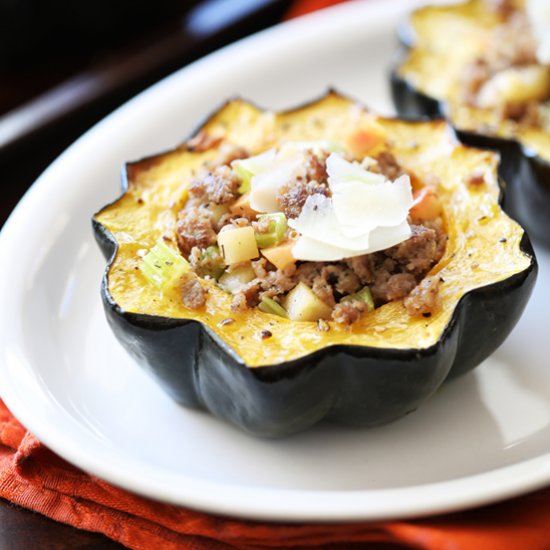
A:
[[93, 92, 536, 437], [391, 0, 550, 247]]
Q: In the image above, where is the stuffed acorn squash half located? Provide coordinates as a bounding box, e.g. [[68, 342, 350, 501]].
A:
[[93, 92, 536, 437], [392, 0, 550, 247]]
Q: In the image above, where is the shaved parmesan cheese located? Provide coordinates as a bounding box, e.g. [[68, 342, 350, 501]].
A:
[[235, 146, 414, 262], [291, 221, 411, 262], [288, 194, 371, 251], [231, 149, 276, 178], [331, 174, 413, 238], [327, 153, 386, 186], [327, 155, 412, 238], [365, 220, 411, 254], [290, 153, 413, 262], [249, 149, 303, 212], [243, 142, 344, 213], [291, 236, 356, 262]]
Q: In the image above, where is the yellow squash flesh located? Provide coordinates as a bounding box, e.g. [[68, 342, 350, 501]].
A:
[[96, 93, 530, 367]]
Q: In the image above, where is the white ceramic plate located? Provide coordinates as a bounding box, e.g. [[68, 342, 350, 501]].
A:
[[1, 0, 549, 522]]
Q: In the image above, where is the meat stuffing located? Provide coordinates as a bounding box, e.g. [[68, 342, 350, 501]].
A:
[[175, 144, 447, 323], [386, 224, 440, 275], [181, 277, 206, 310], [277, 179, 329, 219], [332, 300, 367, 324], [370, 151, 404, 181], [176, 208, 217, 256], [189, 165, 240, 205], [276, 151, 330, 218], [403, 276, 441, 316]]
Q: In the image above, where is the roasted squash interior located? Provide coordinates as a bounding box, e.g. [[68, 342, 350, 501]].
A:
[[398, 0, 550, 161], [95, 94, 530, 367]]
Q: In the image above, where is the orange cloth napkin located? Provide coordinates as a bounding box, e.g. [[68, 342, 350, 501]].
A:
[[284, 0, 348, 19], [1, 2, 550, 549], [1, 399, 550, 549]]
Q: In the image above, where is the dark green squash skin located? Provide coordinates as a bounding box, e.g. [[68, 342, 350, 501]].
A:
[[93, 166, 537, 437], [391, 47, 550, 249]]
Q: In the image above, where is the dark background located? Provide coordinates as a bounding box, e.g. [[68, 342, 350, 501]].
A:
[[0, 0, 294, 230]]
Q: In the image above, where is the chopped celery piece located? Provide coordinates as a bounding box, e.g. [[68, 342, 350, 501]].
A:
[[255, 213, 287, 248], [140, 240, 190, 289], [232, 162, 254, 194], [341, 286, 374, 311], [231, 150, 276, 194], [258, 297, 288, 318], [197, 246, 225, 280]]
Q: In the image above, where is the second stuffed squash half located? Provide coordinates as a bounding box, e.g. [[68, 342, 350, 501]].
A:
[[392, 0, 550, 246]]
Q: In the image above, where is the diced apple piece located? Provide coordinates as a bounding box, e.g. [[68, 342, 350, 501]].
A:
[[218, 264, 256, 293], [258, 297, 288, 318], [283, 282, 332, 322], [410, 186, 442, 221], [218, 226, 259, 265], [232, 161, 254, 194], [229, 192, 259, 219], [261, 240, 296, 270], [254, 213, 287, 248]]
